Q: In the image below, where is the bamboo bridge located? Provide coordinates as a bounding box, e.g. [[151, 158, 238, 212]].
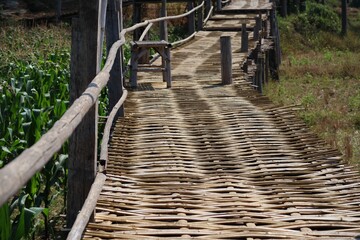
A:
[[1, 0, 360, 239], [82, 1, 360, 239]]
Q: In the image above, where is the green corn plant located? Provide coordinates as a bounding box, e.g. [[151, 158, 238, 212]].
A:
[[0, 50, 70, 238]]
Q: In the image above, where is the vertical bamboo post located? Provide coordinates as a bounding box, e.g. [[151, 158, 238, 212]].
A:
[[220, 36, 232, 85], [197, 0, 204, 30], [257, 53, 264, 93], [265, 50, 269, 83], [253, 17, 261, 41], [205, 0, 211, 17], [97, 0, 107, 73], [281, 0, 287, 17], [187, 1, 195, 35], [241, 23, 248, 53], [55, 0, 62, 24], [106, 0, 124, 117], [133, 2, 142, 41], [67, 0, 99, 228], [160, 0, 168, 41], [217, 0, 222, 11]]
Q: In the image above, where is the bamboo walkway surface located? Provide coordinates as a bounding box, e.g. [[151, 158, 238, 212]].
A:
[[83, 7, 360, 240]]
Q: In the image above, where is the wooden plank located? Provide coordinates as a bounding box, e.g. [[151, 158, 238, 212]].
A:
[[67, 0, 99, 227], [220, 36, 232, 85], [106, 0, 124, 117]]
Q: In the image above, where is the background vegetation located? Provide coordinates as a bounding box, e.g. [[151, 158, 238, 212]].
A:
[[265, 1, 360, 165], [0, 24, 71, 239]]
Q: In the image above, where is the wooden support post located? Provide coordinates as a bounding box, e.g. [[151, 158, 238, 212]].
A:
[[241, 23, 248, 53], [55, 0, 62, 24], [130, 46, 139, 88], [220, 36, 232, 85], [160, 0, 168, 41], [253, 17, 261, 41], [197, 0, 203, 31], [265, 50, 269, 84], [98, 0, 107, 73], [205, 0, 211, 18], [133, 2, 142, 41], [217, 0, 222, 11], [67, 0, 99, 228], [187, 1, 195, 35], [106, 0, 124, 117], [280, 0, 287, 17], [257, 53, 264, 93], [162, 46, 172, 88]]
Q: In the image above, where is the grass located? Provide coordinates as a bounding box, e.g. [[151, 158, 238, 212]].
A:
[[0, 23, 71, 70], [264, 11, 360, 165]]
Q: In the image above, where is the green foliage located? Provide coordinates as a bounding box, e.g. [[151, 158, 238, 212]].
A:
[[290, 2, 341, 34], [0, 50, 70, 238], [0, 23, 111, 239], [266, 6, 360, 164], [0, 203, 11, 240]]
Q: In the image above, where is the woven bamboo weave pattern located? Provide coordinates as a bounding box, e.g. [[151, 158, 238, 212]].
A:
[[83, 30, 360, 240]]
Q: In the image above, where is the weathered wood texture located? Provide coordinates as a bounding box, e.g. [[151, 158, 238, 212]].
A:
[[221, 0, 272, 11], [106, 0, 124, 117], [84, 28, 360, 239], [66, 173, 106, 240], [67, 0, 99, 227], [130, 41, 172, 88], [220, 36, 232, 85], [241, 23, 248, 52], [160, 0, 168, 41]]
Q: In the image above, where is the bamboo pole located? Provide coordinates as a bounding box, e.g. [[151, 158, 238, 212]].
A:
[[66, 173, 106, 240], [220, 36, 232, 85]]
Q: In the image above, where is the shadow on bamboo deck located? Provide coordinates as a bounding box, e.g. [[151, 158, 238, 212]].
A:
[[82, 30, 360, 239]]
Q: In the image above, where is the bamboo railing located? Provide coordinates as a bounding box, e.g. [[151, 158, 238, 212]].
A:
[[66, 3, 211, 239]]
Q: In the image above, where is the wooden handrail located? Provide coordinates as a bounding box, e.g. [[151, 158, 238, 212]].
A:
[[204, 6, 214, 24], [99, 88, 128, 171], [0, 70, 111, 206], [66, 173, 106, 240], [135, 1, 205, 42]]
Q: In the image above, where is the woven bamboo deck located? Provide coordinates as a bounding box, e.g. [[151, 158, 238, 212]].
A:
[[83, 7, 360, 240]]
